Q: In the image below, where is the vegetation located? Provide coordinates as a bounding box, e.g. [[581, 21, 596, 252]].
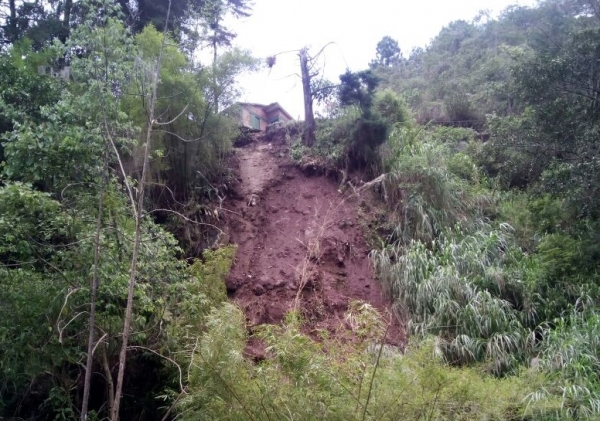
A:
[[0, 0, 250, 419], [362, 0, 600, 417], [3, 0, 600, 419], [178, 304, 560, 420], [291, 0, 600, 418]]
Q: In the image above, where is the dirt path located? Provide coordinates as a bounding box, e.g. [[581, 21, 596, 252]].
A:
[[237, 142, 278, 197], [224, 137, 403, 346]]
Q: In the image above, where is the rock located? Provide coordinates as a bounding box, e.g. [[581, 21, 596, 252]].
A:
[[252, 285, 266, 296], [273, 279, 287, 288]]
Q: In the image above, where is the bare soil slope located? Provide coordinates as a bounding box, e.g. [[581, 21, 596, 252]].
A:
[[224, 136, 402, 345]]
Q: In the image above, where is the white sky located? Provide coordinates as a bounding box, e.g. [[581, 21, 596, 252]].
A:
[[227, 0, 537, 118]]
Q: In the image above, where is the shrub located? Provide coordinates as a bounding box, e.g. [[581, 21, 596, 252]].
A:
[[531, 310, 600, 419], [379, 132, 490, 244], [373, 89, 413, 126], [371, 225, 537, 375], [179, 304, 556, 420]]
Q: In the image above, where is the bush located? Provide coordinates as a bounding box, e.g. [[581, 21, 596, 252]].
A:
[[373, 89, 413, 126], [371, 224, 538, 375], [533, 310, 600, 419], [379, 130, 491, 244], [179, 304, 557, 420]]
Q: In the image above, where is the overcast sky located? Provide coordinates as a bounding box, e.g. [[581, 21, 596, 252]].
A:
[[227, 0, 537, 118]]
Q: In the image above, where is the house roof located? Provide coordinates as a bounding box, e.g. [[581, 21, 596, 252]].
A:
[[237, 102, 294, 121]]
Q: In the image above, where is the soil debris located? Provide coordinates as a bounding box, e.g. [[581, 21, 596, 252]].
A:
[[222, 135, 404, 347]]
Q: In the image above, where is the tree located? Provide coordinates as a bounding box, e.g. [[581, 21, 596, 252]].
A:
[[337, 69, 388, 169], [201, 0, 252, 111], [339, 69, 379, 111], [116, 0, 197, 34], [264, 43, 336, 147], [371, 36, 402, 68], [506, 24, 600, 215], [1, 0, 77, 46], [299, 47, 316, 146]]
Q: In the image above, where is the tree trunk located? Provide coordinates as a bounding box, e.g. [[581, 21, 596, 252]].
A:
[[110, 3, 171, 419], [7, 0, 17, 43], [299, 48, 315, 147], [213, 37, 219, 113], [62, 0, 73, 41], [101, 343, 115, 414], [80, 150, 107, 421]]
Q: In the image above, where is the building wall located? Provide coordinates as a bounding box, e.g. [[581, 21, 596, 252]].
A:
[[240, 105, 268, 131], [265, 109, 293, 125]]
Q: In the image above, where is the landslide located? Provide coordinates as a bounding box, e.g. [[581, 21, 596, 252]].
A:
[[222, 130, 403, 346]]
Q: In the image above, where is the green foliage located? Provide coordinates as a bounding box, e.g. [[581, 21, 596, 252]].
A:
[[180, 304, 556, 420], [301, 106, 360, 170], [444, 91, 479, 121], [365, 6, 600, 415], [0, 0, 74, 46], [0, 50, 61, 131], [339, 69, 380, 112], [379, 128, 491, 245], [0, 50, 62, 163], [532, 233, 600, 319], [373, 89, 413, 127], [374, 11, 527, 122], [370, 36, 402, 68], [495, 192, 537, 251], [447, 152, 479, 182], [0, 0, 253, 418], [121, 26, 249, 202], [533, 310, 600, 418], [3, 9, 135, 192], [170, 245, 236, 333], [0, 182, 232, 418], [300, 69, 390, 172], [372, 224, 538, 375]]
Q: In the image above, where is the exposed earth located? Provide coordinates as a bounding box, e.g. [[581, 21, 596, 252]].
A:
[[222, 131, 404, 351]]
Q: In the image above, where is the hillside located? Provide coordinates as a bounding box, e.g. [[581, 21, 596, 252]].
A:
[[2, 0, 600, 420], [224, 131, 403, 350]]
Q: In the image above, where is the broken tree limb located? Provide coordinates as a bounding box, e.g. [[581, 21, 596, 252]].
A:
[[347, 174, 388, 202]]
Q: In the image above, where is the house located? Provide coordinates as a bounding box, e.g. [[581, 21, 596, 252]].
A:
[[234, 102, 294, 131]]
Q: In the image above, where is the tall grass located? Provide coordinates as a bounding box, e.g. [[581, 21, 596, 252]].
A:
[[526, 310, 600, 418], [178, 303, 558, 420], [379, 127, 492, 245], [370, 126, 600, 417], [372, 129, 541, 374], [371, 225, 537, 374]]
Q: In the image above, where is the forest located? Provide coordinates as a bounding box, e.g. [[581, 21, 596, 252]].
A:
[[1, 0, 600, 419]]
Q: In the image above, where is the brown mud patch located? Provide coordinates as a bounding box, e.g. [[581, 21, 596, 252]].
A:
[[222, 136, 404, 351]]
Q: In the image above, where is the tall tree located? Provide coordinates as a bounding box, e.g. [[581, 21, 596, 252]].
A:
[[110, 2, 172, 418], [116, 0, 192, 33], [299, 47, 316, 146], [371, 36, 402, 68], [294, 43, 334, 146], [201, 0, 251, 111]]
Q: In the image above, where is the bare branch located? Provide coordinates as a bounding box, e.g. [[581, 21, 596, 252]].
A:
[[128, 345, 186, 394]]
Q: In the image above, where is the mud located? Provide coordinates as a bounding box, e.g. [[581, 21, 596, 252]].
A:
[[223, 136, 404, 351]]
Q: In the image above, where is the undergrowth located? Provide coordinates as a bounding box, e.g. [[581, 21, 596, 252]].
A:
[[178, 303, 559, 420], [369, 124, 600, 417]]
